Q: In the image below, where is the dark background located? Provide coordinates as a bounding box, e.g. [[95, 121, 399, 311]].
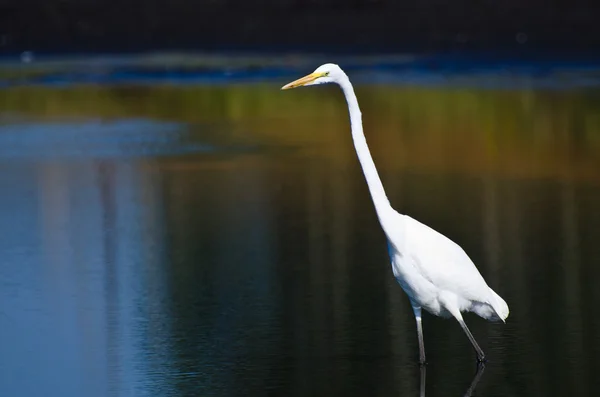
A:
[[0, 0, 599, 55]]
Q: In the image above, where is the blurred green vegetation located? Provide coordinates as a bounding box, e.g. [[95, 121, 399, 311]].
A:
[[0, 83, 599, 181]]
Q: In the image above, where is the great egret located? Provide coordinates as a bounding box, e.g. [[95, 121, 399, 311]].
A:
[[282, 64, 509, 364]]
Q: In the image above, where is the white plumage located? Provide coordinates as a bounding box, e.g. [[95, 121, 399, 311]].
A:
[[390, 215, 509, 321], [282, 63, 509, 363]]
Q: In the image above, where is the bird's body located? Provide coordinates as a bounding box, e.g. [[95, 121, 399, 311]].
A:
[[388, 214, 508, 321], [282, 63, 508, 363]]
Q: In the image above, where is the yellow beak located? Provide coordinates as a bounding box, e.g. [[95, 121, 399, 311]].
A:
[[281, 72, 327, 90]]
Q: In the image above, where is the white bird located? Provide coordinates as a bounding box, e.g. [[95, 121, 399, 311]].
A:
[[281, 64, 509, 364]]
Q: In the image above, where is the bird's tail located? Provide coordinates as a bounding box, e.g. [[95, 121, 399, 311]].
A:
[[488, 288, 509, 322]]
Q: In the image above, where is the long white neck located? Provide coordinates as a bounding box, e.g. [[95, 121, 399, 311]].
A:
[[338, 76, 392, 218]]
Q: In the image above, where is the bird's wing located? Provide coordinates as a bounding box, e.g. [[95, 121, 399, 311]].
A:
[[393, 215, 492, 303]]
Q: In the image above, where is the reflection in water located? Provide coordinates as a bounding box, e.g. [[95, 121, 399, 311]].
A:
[[462, 364, 486, 397], [0, 84, 599, 181], [419, 363, 485, 397], [0, 81, 599, 397], [97, 161, 120, 397], [8, 158, 173, 396]]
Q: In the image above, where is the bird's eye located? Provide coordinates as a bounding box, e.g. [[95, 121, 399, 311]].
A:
[[323, 72, 330, 76]]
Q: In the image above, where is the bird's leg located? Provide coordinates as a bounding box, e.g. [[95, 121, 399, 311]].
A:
[[419, 363, 426, 397], [412, 306, 426, 365], [463, 362, 486, 397], [458, 319, 486, 362]]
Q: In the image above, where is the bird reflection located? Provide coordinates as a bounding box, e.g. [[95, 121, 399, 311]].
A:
[[419, 363, 485, 397]]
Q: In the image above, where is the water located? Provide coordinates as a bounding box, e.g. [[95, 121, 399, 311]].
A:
[[0, 62, 599, 397]]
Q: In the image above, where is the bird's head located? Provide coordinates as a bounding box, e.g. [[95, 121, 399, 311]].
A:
[[281, 63, 345, 90]]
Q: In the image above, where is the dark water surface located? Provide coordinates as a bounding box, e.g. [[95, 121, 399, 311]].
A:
[[0, 66, 600, 397]]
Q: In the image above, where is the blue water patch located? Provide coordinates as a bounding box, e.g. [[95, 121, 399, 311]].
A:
[[0, 54, 600, 89], [0, 66, 294, 87], [0, 118, 216, 160], [3, 53, 600, 89]]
